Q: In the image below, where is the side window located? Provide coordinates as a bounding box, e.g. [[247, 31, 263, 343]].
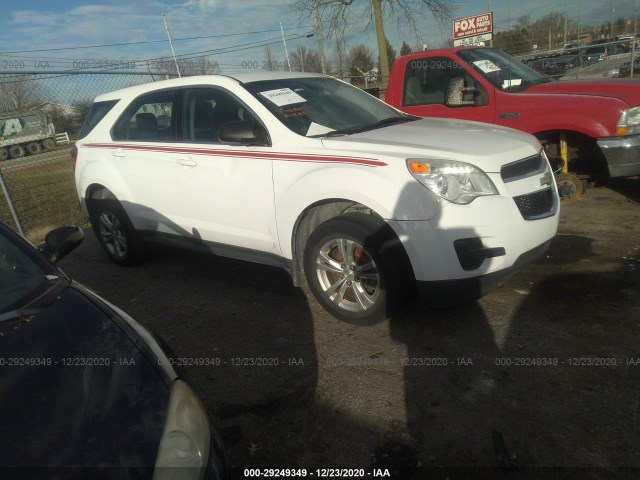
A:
[[78, 100, 118, 139], [402, 57, 486, 107], [112, 90, 176, 142], [183, 88, 262, 144]]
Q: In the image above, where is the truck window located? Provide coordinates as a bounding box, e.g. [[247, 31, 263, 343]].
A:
[[78, 100, 119, 139], [402, 57, 484, 107]]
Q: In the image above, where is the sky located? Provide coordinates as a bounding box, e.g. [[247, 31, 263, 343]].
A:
[[0, 0, 637, 75]]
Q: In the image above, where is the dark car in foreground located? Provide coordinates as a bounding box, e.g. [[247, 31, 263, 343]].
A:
[[0, 222, 226, 479]]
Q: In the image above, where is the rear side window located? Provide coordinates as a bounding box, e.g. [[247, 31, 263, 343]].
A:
[[112, 90, 177, 142], [78, 100, 118, 139]]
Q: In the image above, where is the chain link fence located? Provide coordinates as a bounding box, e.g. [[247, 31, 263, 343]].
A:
[[0, 72, 166, 242]]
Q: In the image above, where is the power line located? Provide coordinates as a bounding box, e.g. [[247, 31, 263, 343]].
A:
[[0, 26, 312, 55]]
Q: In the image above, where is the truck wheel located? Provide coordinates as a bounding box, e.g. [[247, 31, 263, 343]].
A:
[[42, 138, 56, 150], [9, 145, 26, 159], [0, 149, 8, 161], [556, 173, 583, 204], [89, 198, 144, 266], [303, 213, 412, 323], [26, 142, 42, 155]]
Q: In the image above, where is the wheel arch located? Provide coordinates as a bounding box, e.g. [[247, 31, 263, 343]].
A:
[[289, 199, 415, 288], [534, 129, 608, 176]]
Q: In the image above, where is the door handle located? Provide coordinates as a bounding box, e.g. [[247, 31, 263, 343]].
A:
[[111, 149, 126, 158], [176, 157, 197, 167]]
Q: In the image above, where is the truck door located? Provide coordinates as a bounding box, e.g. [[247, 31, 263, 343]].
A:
[[397, 56, 494, 124]]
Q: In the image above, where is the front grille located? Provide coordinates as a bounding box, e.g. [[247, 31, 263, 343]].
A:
[[501, 153, 545, 182], [513, 187, 555, 220]]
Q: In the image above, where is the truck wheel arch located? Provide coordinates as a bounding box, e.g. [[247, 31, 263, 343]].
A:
[[535, 129, 608, 177]]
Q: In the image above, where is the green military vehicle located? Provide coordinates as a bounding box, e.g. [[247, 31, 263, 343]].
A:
[[0, 110, 57, 160]]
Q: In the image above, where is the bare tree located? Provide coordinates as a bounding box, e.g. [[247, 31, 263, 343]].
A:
[[347, 44, 375, 79], [293, 0, 456, 82], [0, 75, 44, 113], [290, 45, 323, 72], [263, 46, 281, 71]]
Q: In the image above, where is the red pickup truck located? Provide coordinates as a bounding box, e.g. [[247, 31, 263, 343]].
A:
[[385, 47, 640, 202]]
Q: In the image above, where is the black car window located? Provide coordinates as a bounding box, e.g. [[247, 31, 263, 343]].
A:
[[112, 90, 177, 142], [0, 231, 50, 312], [78, 100, 118, 140]]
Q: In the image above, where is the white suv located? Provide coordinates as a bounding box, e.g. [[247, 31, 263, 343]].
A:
[[74, 72, 559, 322]]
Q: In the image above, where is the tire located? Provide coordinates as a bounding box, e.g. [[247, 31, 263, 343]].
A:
[[556, 173, 583, 204], [9, 145, 25, 159], [0, 149, 8, 161], [89, 198, 144, 266], [42, 138, 56, 150], [303, 213, 413, 323], [26, 142, 42, 155]]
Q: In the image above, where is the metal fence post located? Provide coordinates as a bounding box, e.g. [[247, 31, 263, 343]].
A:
[[0, 167, 24, 236]]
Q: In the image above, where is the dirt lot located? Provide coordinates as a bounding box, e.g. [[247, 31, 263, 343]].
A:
[[59, 178, 640, 479]]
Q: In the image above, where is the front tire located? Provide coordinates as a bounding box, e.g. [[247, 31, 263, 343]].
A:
[[303, 214, 412, 323], [89, 198, 144, 266]]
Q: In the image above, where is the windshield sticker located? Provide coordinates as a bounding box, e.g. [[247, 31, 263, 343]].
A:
[[306, 122, 335, 137], [502, 79, 522, 89], [473, 60, 501, 73], [260, 88, 307, 107], [281, 106, 307, 119]]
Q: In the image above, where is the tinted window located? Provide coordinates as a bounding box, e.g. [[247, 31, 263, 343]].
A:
[[183, 88, 254, 143], [78, 100, 118, 139], [0, 227, 53, 312], [112, 90, 177, 142]]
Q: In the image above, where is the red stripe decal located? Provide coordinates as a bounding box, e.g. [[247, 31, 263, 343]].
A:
[[83, 143, 387, 167]]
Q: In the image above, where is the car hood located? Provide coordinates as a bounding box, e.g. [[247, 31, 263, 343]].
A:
[[526, 78, 640, 105], [0, 284, 169, 473], [321, 117, 540, 172]]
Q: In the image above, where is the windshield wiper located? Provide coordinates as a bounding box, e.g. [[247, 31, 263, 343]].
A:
[[321, 116, 418, 137]]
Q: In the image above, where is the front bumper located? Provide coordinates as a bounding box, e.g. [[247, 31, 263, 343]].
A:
[[387, 188, 559, 285], [597, 134, 640, 177]]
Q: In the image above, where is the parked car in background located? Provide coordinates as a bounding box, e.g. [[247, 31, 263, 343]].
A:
[[73, 72, 559, 322], [385, 46, 640, 203], [581, 43, 626, 62], [534, 55, 593, 78], [0, 221, 226, 479]]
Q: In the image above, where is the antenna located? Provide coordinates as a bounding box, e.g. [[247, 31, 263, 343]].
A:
[[163, 13, 181, 78]]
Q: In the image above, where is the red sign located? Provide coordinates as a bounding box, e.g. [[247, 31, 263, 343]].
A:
[[453, 12, 493, 40]]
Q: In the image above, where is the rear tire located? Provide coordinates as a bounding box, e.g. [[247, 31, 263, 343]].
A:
[[26, 142, 42, 155], [303, 213, 413, 323], [89, 198, 144, 266], [9, 145, 25, 159], [42, 138, 56, 150], [0, 149, 8, 161]]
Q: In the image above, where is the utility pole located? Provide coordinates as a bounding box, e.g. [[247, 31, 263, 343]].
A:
[[488, 0, 493, 47], [162, 13, 181, 77], [280, 22, 292, 71], [563, 0, 568, 45]]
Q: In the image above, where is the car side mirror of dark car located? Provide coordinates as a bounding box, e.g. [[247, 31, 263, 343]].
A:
[[219, 121, 267, 145], [40, 226, 84, 263]]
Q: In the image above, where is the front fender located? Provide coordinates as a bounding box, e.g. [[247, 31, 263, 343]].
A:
[[274, 164, 440, 258]]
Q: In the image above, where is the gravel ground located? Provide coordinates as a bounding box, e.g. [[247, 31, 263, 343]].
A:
[[59, 177, 640, 479]]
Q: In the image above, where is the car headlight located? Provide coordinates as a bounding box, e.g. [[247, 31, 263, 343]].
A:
[[616, 106, 640, 136], [406, 159, 498, 204], [154, 379, 211, 480]]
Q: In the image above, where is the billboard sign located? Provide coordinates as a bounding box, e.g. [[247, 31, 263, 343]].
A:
[[453, 12, 493, 40]]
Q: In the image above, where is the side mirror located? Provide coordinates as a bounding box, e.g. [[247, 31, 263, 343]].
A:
[[445, 77, 477, 107], [219, 121, 265, 145], [40, 226, 84, 263]]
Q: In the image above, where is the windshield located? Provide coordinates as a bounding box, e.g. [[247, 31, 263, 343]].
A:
[[244, 76, 409, 137], [0, 226, 56, 313], [458, 48, 552, 92]]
